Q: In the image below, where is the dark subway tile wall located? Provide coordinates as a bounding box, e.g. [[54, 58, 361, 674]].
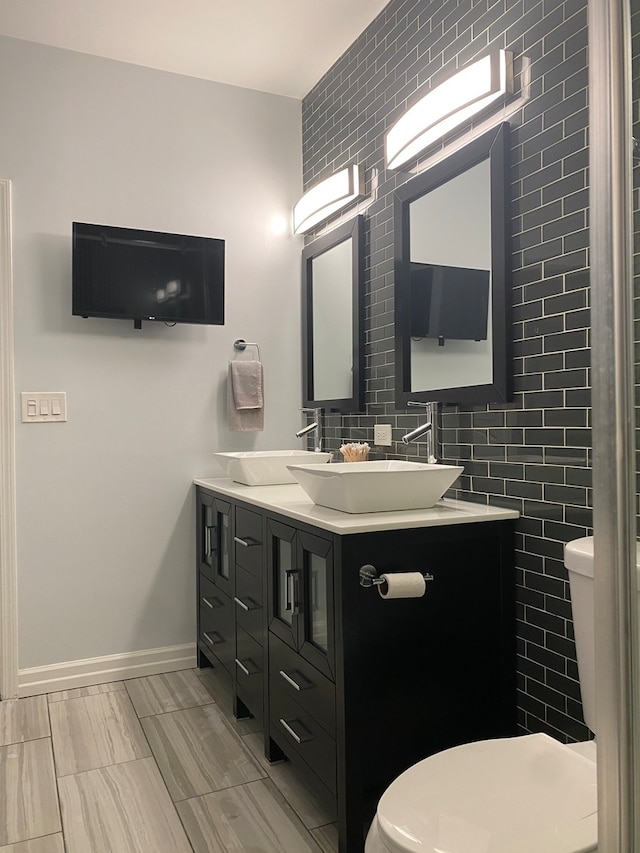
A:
[[302, 0, 591, 743]]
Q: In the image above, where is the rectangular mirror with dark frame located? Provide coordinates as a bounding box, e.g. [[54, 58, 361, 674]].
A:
[[394, 122, 511, 406], [302, 214, 364, 412]]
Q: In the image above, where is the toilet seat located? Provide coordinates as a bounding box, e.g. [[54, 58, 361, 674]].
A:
[[370, 733, 597, 853]]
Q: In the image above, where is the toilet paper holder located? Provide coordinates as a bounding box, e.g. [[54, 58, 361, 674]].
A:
[[358, 564, 434, 588]]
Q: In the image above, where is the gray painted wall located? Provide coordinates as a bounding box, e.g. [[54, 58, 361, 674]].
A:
[[0, 36, 303, 669]]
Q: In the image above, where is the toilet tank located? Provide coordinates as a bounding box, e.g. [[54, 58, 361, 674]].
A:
[[564, 537, 596, 734], [564, 536, 640, 735]]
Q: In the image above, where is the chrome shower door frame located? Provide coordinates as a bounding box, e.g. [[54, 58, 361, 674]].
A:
[[589, 0, 640, 850]]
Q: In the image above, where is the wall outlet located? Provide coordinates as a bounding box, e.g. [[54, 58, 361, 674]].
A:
[[374, 423, 393, 446]]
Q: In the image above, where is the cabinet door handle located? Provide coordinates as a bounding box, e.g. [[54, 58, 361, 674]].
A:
[[285, 569, 299, 612], [203, 631, 224, 646], [234, 536, 259, 548], [203, 505, 215, 559], [279, 718, 312, 744], [235, 658, 251, 676], [279, 670, 310, 692]]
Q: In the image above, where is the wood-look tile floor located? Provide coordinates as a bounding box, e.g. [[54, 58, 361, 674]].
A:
[[0, 668, 338, 852]]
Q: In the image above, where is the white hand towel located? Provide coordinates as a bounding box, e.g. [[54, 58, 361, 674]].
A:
[[227, 361, 264, 432]]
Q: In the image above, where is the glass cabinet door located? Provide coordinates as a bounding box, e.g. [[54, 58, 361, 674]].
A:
[[267, 519, 298, 650], [309, 552, 328, 653], [298, 530, 334, 679], [277, 537, 295, 628], [212, 498, 233, 597], [198, 491, 216, 584]]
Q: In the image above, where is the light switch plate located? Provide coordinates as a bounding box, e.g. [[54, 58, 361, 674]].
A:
[[374, 423, 393, 446], [21, 392, 67, 423]]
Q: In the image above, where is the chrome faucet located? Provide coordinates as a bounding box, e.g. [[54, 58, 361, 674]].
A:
[[296, 407, 323, 452], [401, 401, 438, 463]]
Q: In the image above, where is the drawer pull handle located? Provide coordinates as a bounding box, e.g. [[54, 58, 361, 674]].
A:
[[234, 536, 259, 548], [235, 658, 251, 676], [202, 596, 223, 609], [203, 631, 224, 646], [279, 718, 311, 745], [279, 670, 309, 692], [233, 596, 259, 612]]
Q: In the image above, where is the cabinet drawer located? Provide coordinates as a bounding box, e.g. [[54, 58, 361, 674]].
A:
[[269, 633, 335, 739], [234, 507, 263, 577], [235, 627, 264, 724], [199, 575, 228, 613], [199, 588, 234, 675], [269, 679, 336, 796], [234, 566, 263, 645]]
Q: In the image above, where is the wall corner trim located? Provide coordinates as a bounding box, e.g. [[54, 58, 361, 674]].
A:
[[0, 178, 18, 700]]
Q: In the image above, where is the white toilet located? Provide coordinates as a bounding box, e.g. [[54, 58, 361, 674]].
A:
[[365, 536, 600, 853]]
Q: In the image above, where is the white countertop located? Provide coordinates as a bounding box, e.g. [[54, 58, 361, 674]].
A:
[[193, 477, 519, 535]]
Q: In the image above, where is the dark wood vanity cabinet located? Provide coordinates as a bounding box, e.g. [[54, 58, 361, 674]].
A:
[[333, 523, 517, 851], [266, 518, 335, 679], [233, 505, 265, 726], [197, 492, 266, 724], [197, 491, 232, 594], [195, 486, 516, 853], [196, 491, 234, 675], [265, 517, 338, 807]]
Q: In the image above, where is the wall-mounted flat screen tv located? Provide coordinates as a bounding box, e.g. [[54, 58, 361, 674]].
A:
[[410, 262, 490, 345], [72, 222, 225, 329]]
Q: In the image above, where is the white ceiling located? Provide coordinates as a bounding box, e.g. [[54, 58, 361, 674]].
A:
[[0, 0, 389, 99]]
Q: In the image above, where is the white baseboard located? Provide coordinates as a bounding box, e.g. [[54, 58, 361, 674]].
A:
[[18, 643, 197, 698]]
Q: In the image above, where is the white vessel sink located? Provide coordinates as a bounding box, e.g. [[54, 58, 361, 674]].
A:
[[287, 460, 464, 513], [214, 450, 332, 486]]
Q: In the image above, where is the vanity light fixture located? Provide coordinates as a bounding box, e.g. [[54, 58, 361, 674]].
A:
[[385, 49, 514, 170], [293, 164, 363, 234]]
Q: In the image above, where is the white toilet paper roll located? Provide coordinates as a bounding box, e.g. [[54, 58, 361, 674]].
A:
[[378, 572, 426, 599]]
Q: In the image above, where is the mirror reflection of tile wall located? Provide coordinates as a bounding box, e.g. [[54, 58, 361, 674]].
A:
[[302, 0, 591, 744]]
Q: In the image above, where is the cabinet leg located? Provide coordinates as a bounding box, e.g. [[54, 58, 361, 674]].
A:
[[233, 694, 252, 721], [266, 736, 285, 763], [197, 650, 212, 670]]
